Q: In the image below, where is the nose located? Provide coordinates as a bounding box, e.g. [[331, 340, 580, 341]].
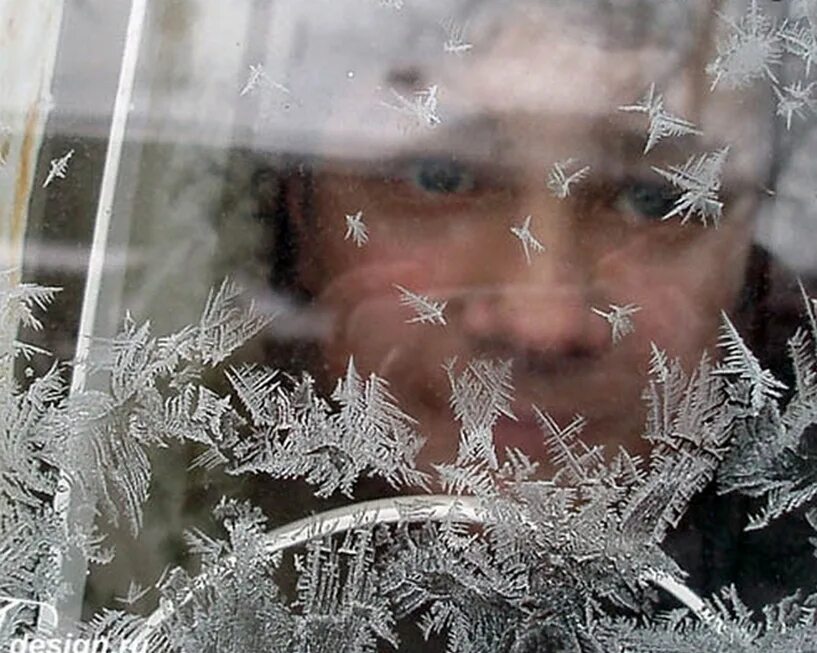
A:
[[457, 191, 612, 368]]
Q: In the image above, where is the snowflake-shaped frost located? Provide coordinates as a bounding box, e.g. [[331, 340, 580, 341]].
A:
[[443, 357, 516, 469], [651, 147, 729, 226], [547, 158, 590, 199], [715, 312, 787, 416], [591, 303, 642, 344], [441, 17, 473, 55], [509, 215, 545, 265], [43, 149, 74, 188], [239, 63, 290, 98], [619, 84, 702, 153], [394, 284, 447, 325], [382, 85, 441, 130], [344, 211, 369, 247], [782, 21, 817, 75], [240, 64, 266, 97], [707, 0, 784, 90], [774, 80, 817, 130]]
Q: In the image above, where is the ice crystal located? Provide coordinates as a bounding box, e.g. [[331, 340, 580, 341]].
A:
[[596, 584, 817, 651], [707, 0, 785, 90], [394, 284, 447, 325], [534, 410, 604, 485], [114, 580, 151, 607], [228, 358, 430, 498], [239, 63, 290, 98], [546, 158, 590, 199], [441, 17, 473, 55], [651, 147, 729, 226], [43, 149, 75, 188], [240, 64, 266, 97], [509, 215, 545, 265], [443, 358, 516, 470], [782, 21, 817, 75], [382, 85, 441, 130], [591, 303, 642, 344], [619, 83, 702, 153], [715, 312, 788, 416], [344, 210, 369, 247], [774, 80, 817, 130], [0, 271, 60, 361], [716, 285, 817, 531], [5, 275, 817, 652]]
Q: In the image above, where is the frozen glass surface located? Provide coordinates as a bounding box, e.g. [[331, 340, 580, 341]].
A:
[[5, 1, 817, 651]]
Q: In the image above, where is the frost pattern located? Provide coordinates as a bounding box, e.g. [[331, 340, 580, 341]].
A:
[[227, 358, 430, 498], [651, 147, 729, 226], [441, 357, 515, 470], [5, 274, 817, 652], [716, 283, 817, 531], [782, 20, 817, 75], [546, 158, 590, 199], [382, 85, 441, 130], [440, 17, 472, 55], [344, 210, 369, 247], [509, 215, 545, 265], [0, 271, 60, 361], [715, 312, 788, 416], [43, 149, 75, 188], [619, 83, 702, 153], [774, 81, 817, 130], [239, 63, 291, 98], [707, 0, 785, 90], [394, 284, 448, 325], [591, 303, 642, 344]]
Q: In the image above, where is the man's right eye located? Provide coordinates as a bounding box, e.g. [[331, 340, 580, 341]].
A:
[[403, 157, 477, 195]]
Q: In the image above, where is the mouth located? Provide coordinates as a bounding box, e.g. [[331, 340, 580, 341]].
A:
[[387, 348, 647, 467]]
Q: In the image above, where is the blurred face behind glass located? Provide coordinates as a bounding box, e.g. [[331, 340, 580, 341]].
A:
[[284, 1, 770, 470]]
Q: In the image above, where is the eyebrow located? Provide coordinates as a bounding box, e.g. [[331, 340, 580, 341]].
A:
[[318, 109, 744, 183], [589, 118, 711, 162], [409, 111, 713, 163]]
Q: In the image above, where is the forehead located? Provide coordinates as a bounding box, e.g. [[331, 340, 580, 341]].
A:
[[255, 0, 771, 179], [439, 21, 678, 121]]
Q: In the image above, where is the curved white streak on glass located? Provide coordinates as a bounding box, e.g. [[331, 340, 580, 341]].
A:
[[133, 495, 729, 647]]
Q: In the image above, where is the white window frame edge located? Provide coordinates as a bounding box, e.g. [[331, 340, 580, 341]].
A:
[[44, 0, 150, 632]]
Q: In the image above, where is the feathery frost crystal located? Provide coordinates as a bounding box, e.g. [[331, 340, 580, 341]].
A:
[[651, 147, 729, 226], [509, 215, 545, 265], [3, 277, 817, 651], [394, 284, 448, 326]]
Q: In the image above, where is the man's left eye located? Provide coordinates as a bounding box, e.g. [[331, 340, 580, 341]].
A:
[[405, 157, 476, 195], [616, 180, 681, 222]]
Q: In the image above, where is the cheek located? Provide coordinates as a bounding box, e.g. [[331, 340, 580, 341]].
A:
[[309, 240, 459, 379], [600, 230, 752, 364]]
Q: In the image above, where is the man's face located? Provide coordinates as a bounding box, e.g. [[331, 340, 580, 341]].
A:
[[289, 8, 766, 470]]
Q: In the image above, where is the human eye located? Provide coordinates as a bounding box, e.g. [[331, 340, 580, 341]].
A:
[[399, 156, 478, 196], [614, 178, 681, 222]]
